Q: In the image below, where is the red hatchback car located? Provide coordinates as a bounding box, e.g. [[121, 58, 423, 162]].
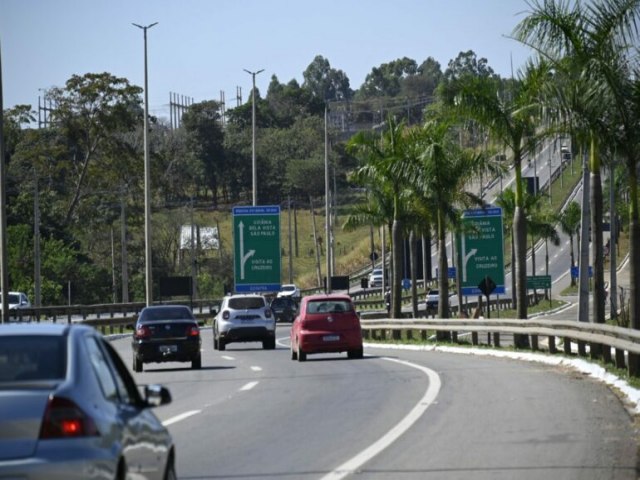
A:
[[290, 294, 363, 361]]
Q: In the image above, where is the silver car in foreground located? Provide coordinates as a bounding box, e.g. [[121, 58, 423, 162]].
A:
[[0, 323, 176, 479]]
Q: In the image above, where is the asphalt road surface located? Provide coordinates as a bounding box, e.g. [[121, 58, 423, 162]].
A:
[[110, 330, 638, 480]]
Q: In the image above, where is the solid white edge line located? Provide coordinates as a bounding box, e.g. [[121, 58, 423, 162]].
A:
[[162, 410, 201, 427], [251, 366, 262, 372], [240, 381, 259, 391], [319, 357, 441, 480]]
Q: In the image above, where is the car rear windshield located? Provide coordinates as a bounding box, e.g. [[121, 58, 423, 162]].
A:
[[0, 335, 66, 382], [228, 297, 265, 310], [140, 307, 194, 321], [8, 293, 20, 304], [306, 300, 352, 314]]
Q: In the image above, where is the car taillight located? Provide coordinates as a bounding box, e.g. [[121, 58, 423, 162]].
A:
[[135, 325, 152, 339], [39, 396, 99, 439], [187, 325, 200, 337], [222, 310, 230, 320], [264, 308, 272, 318]]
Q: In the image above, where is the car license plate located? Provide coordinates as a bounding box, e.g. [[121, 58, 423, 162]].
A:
[[159, 345, 177, 353], [323, 335, 340, 342]]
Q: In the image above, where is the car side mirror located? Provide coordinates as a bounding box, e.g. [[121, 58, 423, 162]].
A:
[[144, 384, 172, 407]]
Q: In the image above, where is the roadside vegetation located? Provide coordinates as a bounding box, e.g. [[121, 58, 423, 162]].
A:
[[3, 0, 639, 346]]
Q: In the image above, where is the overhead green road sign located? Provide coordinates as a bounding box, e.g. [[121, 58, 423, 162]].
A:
[[233, 206, 281, 293], [456, 207, 505, 296]]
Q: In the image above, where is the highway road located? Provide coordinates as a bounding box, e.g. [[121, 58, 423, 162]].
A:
[[110, 330, 638, 479]]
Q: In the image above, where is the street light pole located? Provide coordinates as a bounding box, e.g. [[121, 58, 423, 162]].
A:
[[133, 21, 158, 306], [244, 68, 264, 206]]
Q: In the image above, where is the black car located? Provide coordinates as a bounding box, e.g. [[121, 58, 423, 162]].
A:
[[270, 296, 298, 323], [132, 305, 201, 372]]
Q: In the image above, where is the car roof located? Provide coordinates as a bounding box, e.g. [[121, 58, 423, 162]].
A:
[[302, 293, 352, 303], [0, 322, 91, 336], [142, 304, 191, 311]]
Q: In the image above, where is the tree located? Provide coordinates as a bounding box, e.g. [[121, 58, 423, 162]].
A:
[[302, 55, 353, 101], [359, 57, 419, 98], [438, 62, 541, 345], [513, 0, 640, 329], [407, 116, 498, 321], [46, 72, 143, 225], [559, 201, 581, 286], [347, 116, 411, 318], [181, 100, 225, 206]]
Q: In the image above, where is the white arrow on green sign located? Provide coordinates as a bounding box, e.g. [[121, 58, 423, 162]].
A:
[[456, 207, 505, 296], [233, 206, 281, 293]]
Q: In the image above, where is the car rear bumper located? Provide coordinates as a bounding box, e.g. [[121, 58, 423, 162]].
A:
[[298, 330, 362, 354], [133, 338, 201, 363], [220, 326, 275, 343]]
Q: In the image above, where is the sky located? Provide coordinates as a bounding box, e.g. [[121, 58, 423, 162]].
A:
[[1, 0, 534, 122]]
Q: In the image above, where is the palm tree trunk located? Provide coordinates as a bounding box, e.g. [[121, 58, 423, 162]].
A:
[[391, 216, 403, 319], [513, 155, 529, 348], [626, 156, 640, 375], [437, 209, 451, 340], [590, 135, 605, 326], [410, 229, 418, 318]]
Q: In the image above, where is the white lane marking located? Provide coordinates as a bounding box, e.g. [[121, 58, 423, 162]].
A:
[[221, 355, 235, 361], [240, 381, 259, 391], [251, 366, 262, 372], [162, 410, 201, 426], [320, 357, 441, 480]]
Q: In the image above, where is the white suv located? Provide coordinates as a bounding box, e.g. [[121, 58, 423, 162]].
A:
[[213, 294, 276, 351]]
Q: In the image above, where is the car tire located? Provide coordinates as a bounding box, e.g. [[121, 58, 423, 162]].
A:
[[163, 460, 177, 480], [348, 347, 364, 359], [191, 355, 202, 369], [290, 343, 297, 360], [297, 343, 306, 362], [133, 356, 143, 373], [262, 338, 276, 350], [218, 338, 226, 351], [213, 335, 219, 350]]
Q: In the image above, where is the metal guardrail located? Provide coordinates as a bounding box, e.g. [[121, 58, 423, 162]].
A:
[[360, 317, 640, 376]]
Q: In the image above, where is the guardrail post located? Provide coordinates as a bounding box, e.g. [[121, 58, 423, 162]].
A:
[[452, 331, 458, 343], [563, 337, 571, 355], [578, 341, 587, 357], [494, 332, 500, 348], [602, 345, 612, 364], [362, 329, 370, 340], [628, 353, 640, 377], [531, 335, 539, 351], [380, 329, 386, 341], [421, 329, 427, 341], [615, 349, 625, 369], [472, 332, 478, 346], [548, 336, 556, 354]]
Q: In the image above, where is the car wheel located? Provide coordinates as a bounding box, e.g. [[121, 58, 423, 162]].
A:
[[290, 342, 297, 360], [218, 338, 226, 351], [348, 347, 364, 359], [163, 459, 177, 480], [262, 338, 276, 350], [133, 356, 143, 373], [191, 354, 202, 369], [297, 342, 306, 362], [213, 334, 219, 350], [116, 459, 127, 480]]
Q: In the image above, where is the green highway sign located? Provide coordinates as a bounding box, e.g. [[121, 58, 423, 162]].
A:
[[456, 207, 505, 296], [233, 206, 281, 293], [527, 275, 551, 289]]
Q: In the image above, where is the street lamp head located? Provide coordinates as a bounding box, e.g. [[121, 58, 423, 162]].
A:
[[132, 22, 158, 30]]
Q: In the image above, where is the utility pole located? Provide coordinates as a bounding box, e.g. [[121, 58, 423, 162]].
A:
[[244, 69, 264, 206], [132, 21, 158, 306], [0, 43, 8, 323]]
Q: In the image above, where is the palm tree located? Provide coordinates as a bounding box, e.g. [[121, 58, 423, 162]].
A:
[[347, 116, 412, 318], [513, 0, 640, 328], [496, 188, 517, 308], [406, 116, 499, 321], [438, 63, 543, 347], [559, 201, 581, 286]]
